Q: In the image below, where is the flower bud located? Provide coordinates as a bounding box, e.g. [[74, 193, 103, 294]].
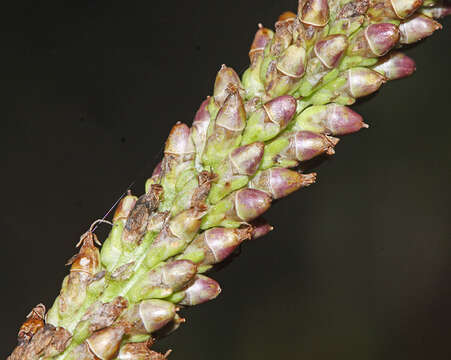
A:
[[179, 275, 222, 306], [293, 103, 367, 135], [399, 14, 442, 44], [250, 168, 317, 199], [213, 65, 244, 106], [372, 51, 416, 80], [86, 326, 125, 360], [299, 0, 330, 27]]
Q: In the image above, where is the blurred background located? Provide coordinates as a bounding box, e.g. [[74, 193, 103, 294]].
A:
[[1, 0, 450, 359]]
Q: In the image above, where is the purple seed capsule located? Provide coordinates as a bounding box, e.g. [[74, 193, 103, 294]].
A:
[[372, 51, 416, 80], [213, 65, 244, 106], [399, 14, 442, 44], [179, 275, 222, 306], [249, 218, 274, 240], [314, 34, 348, 69], [299, 0, 330, 27], [229, 142, 265, 176], [250, 168, 317, 199]]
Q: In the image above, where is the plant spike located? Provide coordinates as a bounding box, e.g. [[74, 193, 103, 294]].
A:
[[7, 0, 449, 359]]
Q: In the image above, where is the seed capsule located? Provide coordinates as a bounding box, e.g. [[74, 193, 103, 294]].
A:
[[249, 218, 274, 240], [314, 34, 348, 69], [347, 67, 387, 98], [203, 86, 246, 169], [164, 123, 195, 160], [179, 275, 222, 306], [420, 3, 451, 18], [250, 168, 317, 199], [399, 14, 442, 44], [391, 0, 424, 19], [261, 131, 339, 169], [86, 326, 125, 360], [242, 95, 297, 144], [293, 103, 367, 135], [372, 52, 416, 80], [213, 65, 245, 107], [130, 260, 197, 302], [191, 98, 211, 163], [277, 44, 306, 78], [249, 25, 274, 64], [145, 206, 207, 268], [348, 23, 400, 58], [229, 142, 265, 176], [201, 189, 272, 229], [119, 299, 176, 335], [184, 227, 252, 265], [299, 0, 330, 27]]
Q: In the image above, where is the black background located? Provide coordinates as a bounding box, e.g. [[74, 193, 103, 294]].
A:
[[1, 1, 450, 359]]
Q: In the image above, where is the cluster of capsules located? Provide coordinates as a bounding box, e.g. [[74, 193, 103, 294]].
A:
[[8, 0, 449, 359]]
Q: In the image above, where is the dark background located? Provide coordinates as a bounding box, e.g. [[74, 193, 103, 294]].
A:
[[1, 1, 450, 359]]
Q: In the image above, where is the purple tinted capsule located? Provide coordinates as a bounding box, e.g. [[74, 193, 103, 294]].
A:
[[179, 275, 221, 306]]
